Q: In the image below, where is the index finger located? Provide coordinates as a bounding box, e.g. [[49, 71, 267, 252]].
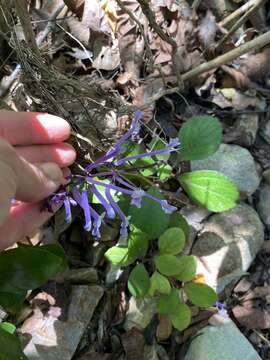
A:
[[0, 111, 71, 145]]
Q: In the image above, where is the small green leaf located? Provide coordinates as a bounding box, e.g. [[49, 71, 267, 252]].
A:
[[0, 291, 26, 313], [157, 164, 172, 181], [148, 271, 171, 296], [128, 228, 150, 260], [174, 256, 197, 282], [128, 264, 150, 298], [158, 228, 185, 255], [0, 327, 27, 360], [178, 115, 222, 161], [184, 282, 218, 307], [179, 170, 239, 212], [154, 255, 182, 276], [104, 246, 134, 266], [0, 322, 16, 335], [169, 213, 189, 239], [157, 288, 180, 315], [129, 187, 170, 238], [169, 303, 191, 331]]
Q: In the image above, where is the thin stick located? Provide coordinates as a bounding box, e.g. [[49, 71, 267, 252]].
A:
[[219, 0, 259, 27], [0, 4, 65, 97], [136, 0, 184, 90], [140, 30, 270, 108], [217, 0, 267, 47], [14, 0, 40, 55]]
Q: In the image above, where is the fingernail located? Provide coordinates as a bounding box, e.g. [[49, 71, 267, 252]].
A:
[[39, 162, 63, 184]]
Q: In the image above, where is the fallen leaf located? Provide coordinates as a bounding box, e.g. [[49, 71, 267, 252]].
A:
[[233, 301, 270, 330], [156, 314, 172, 341], [63, 0, 85, 18]]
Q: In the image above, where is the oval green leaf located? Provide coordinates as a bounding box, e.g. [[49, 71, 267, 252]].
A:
[[148, 271, 171, 296], [184, 282, 218, 307], [128, 264, 150, 298], [158, 228, 186, 255], [178, 115, 222, 161], [169, 303, 191, 331], [128, 228, 150, 260], [129, 187, 170, 238], [154, 255, 183, 276], [157, 288, 181, 315], [0, 322, 16, 334], [179, 170, 239, 212], [105, 246, 134, 266], [169, 213, 189, 239], [0, 327, 27, 360], [174, 256, 197, 282]]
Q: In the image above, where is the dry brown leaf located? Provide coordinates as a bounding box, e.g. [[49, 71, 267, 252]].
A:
[[156, 315, 172, 342], [239, 48, 270, 85], [63, 0, 85, 18], [198, 10, 218, 54]]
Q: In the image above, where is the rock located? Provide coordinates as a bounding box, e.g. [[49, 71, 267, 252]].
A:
[[260, 120, 270, 144], [192, 203, 264, 292], [185, 315, 262, 360], [234, 113, 259, 147], [22, 285, 104, 360], [105, 264, 123, 286], [191, 144, 261, 196], [124, 297, 157, 331], [257, 182, 270, 228], [55, 268, 98, 284]]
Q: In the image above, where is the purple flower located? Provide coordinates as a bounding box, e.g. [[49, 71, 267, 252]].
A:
[[47, 110, 178, 237]]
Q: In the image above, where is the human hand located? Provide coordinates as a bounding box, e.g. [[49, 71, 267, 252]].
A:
[[0, 111, 76, 250]]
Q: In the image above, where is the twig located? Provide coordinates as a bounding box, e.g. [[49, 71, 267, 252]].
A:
[[136, 0, 184, 90], [219, 0, 261, 28], [0, 4, 65, 97], [217, 0, 267, 47], [140, 30, 270, 108], [14, 0, 40, 55]]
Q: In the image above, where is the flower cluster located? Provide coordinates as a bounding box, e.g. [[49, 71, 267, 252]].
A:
[[48, 111, 180, 237]]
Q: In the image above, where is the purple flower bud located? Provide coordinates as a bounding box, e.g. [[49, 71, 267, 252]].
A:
[[63, 197, 72, 223], [72, 187, 91, 231], [90, 186, 116, 219], [131, 189, 145, 208]]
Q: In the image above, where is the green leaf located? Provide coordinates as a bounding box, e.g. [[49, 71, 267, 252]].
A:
[[128, 264, 150, 298], [148, 139, 171, 161], [157, 164, 172, 181], [0, 327, 27, 360], [179, 170, 239, 212], [174, 256, 197, 282], [169, 213, 189, 239], [0, 246, 67, 312], [157, 288, 180, 315], [0, 247, 66, 292], [129, 187, 170, 238], [169, 303, 191, 331], [0, 323, 16, 335], [158, 228, 185, 255], [128, 228, 150, 260], [148, 271, 171, 296], [104, 246, 134, 266], [184, 282, 218, 307], [154, 255, 182, 276], [178, 115, 222, 161], [39, 243, 68, 271]]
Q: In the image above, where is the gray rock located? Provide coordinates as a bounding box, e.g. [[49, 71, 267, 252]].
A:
[[257, 182, 270, 227], [191, 144, 261, 196], [234, 113, 259, 146], [192, 204, 264, 292], [124, 297, 157, 331], [185, 315, 262, 360], [55, 268, 98, 284], [22, 285, 104, 360], [105, 264, 123, 286], [260, 120, 270, 144]]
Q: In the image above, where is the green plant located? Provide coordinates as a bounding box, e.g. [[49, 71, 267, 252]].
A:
[[105, 114, 239, 332]]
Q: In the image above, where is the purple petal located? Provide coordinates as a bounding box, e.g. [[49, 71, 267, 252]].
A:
[[114, 137, 179, 167], [131, 189, 145, 208], [64, 197, 72, 223], [105, 187, 128, 236], [160, 200, 177, 214], [91, 186, 115, 219], [89, 205, 102, 237], [85, 177, 133, 196], [84, 111, 144, 173], [72, 187, 92, 231]]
